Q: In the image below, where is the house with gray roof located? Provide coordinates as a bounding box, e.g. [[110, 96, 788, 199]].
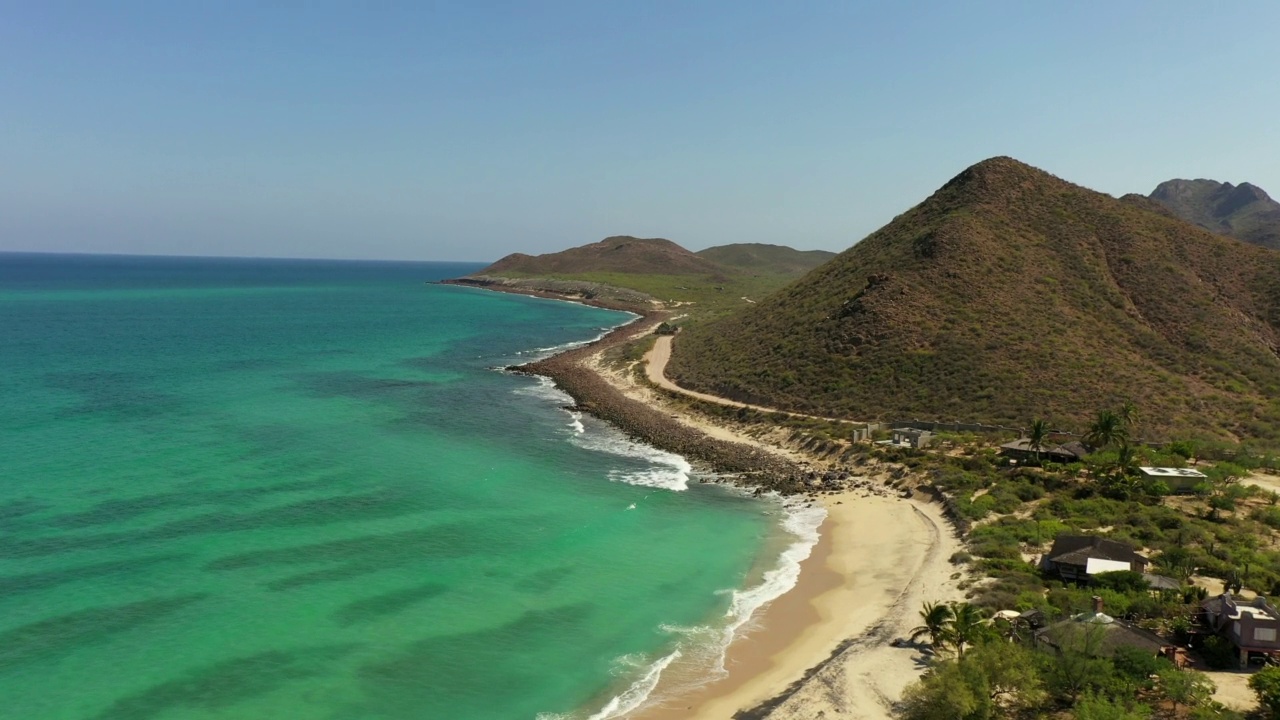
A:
[[1042, 534, 1149, 583]]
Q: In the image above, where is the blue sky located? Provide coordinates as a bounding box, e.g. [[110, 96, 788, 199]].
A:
[[2, 2, 1277, 261]]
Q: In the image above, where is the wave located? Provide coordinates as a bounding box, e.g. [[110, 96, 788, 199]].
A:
[[569, 428, 693, 492], [569, 497, 827, 719], [509, 375, 690, 491], [513, 325, 618, 362], [582, 650, 683, 720], [511, 375, 574, 404], [716, 498, 826, 671]]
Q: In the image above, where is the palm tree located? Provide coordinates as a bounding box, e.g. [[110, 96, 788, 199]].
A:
[[1083, 409, 1128, 451], [1113, 441, 1139, 476], [1027, 418, 1050, 465], [909, 601, 953, 648], [946, 602, 989, 658], [1119, 400, 1141, 432]]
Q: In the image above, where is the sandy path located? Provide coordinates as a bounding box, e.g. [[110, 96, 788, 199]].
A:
[[645, 336, 862, 426]]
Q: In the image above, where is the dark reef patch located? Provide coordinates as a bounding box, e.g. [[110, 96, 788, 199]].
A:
[[512, 566, 574, 594], [206, 521, 520, 572], [0, 553, 189, 598], [265, 564, 389, 592], [355, 603, 592, 715], [43, 370, 183, 421], [44, 478, 336, 531], [1, 489, 428, 560], [90, 644, 357, 720], [332, 582, 449, 626], [0, 594, 207, 671]]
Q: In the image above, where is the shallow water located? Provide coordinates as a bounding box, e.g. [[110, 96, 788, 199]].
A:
[[0, 253, 796, 720]]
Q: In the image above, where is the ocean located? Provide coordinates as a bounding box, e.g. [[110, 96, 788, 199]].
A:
[[0, 253, 821, 720]]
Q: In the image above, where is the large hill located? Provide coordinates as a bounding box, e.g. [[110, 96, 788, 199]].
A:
[[1149, 179, 1280, 250], [458, 236, 830, 314], [668, 157, 1280, 441], [479, 236, 727, 278], [696, 243, 836, 276]]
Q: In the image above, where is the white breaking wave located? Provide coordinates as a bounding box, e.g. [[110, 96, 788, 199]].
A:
[[582, 650, 682, 720], [570, 427, 692, 491], [565, 497, 827, 719], [508, 372, 689, 490], [514, 326, 616, 362], [512, 375, 575, 405], [715, 498, 826, 672]]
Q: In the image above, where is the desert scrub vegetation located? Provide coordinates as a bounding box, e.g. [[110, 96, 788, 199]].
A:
[[900, 601, 1232, 720]]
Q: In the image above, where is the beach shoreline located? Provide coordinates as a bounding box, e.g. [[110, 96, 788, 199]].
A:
[[447, 280, 963, 719]]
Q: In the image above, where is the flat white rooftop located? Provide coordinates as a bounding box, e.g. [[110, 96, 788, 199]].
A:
[[1138, 466, 1207, 479], [1234, 605, 1276, 621]]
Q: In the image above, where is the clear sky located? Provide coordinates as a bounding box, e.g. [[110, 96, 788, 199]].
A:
[[2, 2, 1277, 262]]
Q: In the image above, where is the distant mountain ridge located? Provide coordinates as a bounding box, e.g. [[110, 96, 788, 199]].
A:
[[481, 236, 728, 278], [695, 243, 836, 276], [1149, 178, 1280, 250], [668, 157, 1280, 441]]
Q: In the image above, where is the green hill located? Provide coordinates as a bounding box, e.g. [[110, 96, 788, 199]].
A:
[[695, 243, 836, 276], [1149, 178, 1280, 250], [459, 236, 826, 313], [668, 157, 1280, 441], [481, 235, 728, 278]]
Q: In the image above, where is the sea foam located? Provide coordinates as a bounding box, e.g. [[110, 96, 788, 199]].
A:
[[577, 497, 827, 718], [510, 375, 692, 491]]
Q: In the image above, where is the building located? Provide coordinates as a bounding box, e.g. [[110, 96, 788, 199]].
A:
[[1042, 535, 1149, 582], [1202, 593, 1280, 667], [999, 439, 1089, 464], [879, 428, 932, 449], [1036, 596, 1170, 657], [1138, 466, 1208, 493]]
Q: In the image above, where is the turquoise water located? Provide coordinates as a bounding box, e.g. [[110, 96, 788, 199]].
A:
[[0, 254, 792, 720]]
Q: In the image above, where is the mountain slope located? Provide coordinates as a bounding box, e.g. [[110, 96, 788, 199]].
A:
[[696, 243, 836, 276], [668, 157, 1280, 441], [1150, 179, 1280, 250], [480, 236, 728, 278]]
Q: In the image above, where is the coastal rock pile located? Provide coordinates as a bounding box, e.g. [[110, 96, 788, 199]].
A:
[[513, 316, 808, 493]]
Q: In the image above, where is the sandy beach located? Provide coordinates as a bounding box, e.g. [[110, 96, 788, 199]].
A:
[[468, 281, 966, 718], [590, 329, 964, 718], [631, 493, 962, 720]]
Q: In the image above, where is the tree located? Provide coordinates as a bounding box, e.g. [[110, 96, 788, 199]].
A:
[[1153, 548, 1196, 582], [1027, 418, 1051, 465], [1119, 400, 1141, 435], [910, 601, 954, 649], [1073, 693, 1153, 720], [1249, 665, 1280, 716], [1092, 571, 1150, 594], [1156, 664, 1214, 711], [900, 661, 986, 720], [946, 602, 990, 659], [1084, 409, 1129, 451], [900, 643, 1045, 720], [965, 642, 1044, 709]]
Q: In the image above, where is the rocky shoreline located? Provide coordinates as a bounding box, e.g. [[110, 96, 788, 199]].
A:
[[441, 279, 820, 493], [515, 313, 817, 494], [438, 276, 657, 313]]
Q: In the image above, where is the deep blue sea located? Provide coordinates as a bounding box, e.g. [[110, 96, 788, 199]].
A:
[[0, 253, 818, 720]]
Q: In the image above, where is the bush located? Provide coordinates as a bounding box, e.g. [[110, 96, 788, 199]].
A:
[[1091, 571, 1150, 594], [1199, 635, 1239, 670], [1249, 665, 1280, 716]]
